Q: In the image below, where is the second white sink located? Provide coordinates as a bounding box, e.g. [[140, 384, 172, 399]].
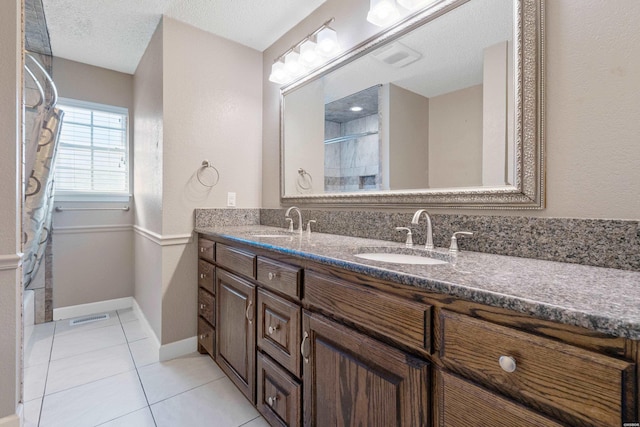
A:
[[354, 252, 448, 265]]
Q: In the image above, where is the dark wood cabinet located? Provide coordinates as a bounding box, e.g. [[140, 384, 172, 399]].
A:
[[216, 267, 257, 403], [257, 352, 302, 427], [302, 310, 429, 427]]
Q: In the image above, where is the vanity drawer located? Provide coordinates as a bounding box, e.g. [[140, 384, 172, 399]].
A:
[[198, 317, 215, 357], [198, 238, 215, 263], [439, 310, 636, 427], [216, 243, 256, 279], [198, 260, 215, 293], [304, 270, 431, 354], [257, 352, 301, 427], [256, 257, 301, 299], [436, 370, 564, 427], [257, 288, 301, 377], [198, 288, 215, 325]]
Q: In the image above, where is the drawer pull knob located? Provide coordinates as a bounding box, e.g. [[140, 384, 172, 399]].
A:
[[199, 334, 208, 340], [267, 395, 278, 407], [200, 247, 205, 253], [200, 273, 205, 279], [200, 303, 206, 310], [268, 272, 279, 280], [245, 300, 254, 324], [499, 355, 517, 373], [301, 331, 310, 363], [268, 325, 279, 335]]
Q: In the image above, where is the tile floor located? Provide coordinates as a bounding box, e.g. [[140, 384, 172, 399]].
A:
[[23, 308, 269, 427]]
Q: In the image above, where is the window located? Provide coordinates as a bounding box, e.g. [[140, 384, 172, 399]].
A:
[[54, 99, 130, 200]]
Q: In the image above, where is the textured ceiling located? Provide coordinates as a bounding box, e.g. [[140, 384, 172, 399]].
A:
[[42, 0, 326, 74]]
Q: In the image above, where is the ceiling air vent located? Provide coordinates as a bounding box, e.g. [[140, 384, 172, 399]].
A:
[[371, 42, 422, 68]]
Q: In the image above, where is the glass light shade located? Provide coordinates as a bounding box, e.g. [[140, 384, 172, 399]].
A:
[[284, 50, 305, 77], [299, 39, 323, 69], [315, 27, 341, 58], [268, 60, 291, 84], [367, 0, 401, 27], [397, 0, 438, 11]]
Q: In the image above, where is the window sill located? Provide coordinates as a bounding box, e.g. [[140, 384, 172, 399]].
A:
[[54, 193, 131, 203]]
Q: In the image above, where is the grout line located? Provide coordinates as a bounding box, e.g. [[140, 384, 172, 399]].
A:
[[36, 320, 57, 427], [118, 310, 158, 427], [144, 376, 226, 406], [238, 415, 264, 426]]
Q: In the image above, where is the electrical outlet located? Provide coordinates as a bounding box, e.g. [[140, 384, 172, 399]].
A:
[[227, 192, 236, 207]]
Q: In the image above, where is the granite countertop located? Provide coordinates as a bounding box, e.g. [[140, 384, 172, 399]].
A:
[[196, 225, 640, 340]]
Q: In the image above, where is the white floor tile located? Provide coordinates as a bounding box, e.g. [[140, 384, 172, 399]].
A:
[[122, 319, 148, 342], [117, 308, 139, 324], [23, 362, 48, 401], [45, 343, 135, 395], [54, 311, 120, 336], [138, 353, 225, 404], [50, 323, 126, 361], [39, 370, 148, 427], [24, 323, 55, 368], [128, 338, 159, 368], [241, 416, 271, 427], [96, 407, 156, 427], [23, 397, 42, 427], [151, 377, 259, 427]]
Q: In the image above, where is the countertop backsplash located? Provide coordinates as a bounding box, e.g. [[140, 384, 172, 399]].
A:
[[195, 208, 640, 272]]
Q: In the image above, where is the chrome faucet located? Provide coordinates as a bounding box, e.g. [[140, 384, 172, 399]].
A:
[[285, 206, 303, 234], [411, 209, 434, 250]]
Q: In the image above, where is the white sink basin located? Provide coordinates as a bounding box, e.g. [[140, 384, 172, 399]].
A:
[[354, 252, 448, 265]]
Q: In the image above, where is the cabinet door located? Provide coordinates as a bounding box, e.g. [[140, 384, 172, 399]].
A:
[[216, 268, 256, 403], [302, 311, 429, 427]]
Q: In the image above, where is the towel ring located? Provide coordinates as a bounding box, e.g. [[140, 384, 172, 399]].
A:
[[296, 168, 313, 193], [197, 160, 219, 187]]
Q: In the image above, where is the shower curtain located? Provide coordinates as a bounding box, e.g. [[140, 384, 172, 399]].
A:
[[22, 106, 64, 288]]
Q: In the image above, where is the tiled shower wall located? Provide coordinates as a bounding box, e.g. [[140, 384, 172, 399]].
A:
[[196, 208, 640, 272]]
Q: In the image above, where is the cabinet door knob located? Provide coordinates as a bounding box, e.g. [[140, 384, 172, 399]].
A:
[[268, 272, 279, 280], [499, 355, 517, 373], [268, 324, 279, 335], [199, 333, 208, 340], [301, 331, 310, 363], [267, 395, 277, 407], [245, 300, 254, 324]]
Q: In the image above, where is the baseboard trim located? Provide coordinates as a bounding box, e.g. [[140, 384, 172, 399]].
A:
[[53, 297, 133, 321], [0, 404, 22, 427], [53, 225, 133, 235], [133, 225, 192, 246], [131, 299, 161, 352], [159, 336, 198, 362], [0, 253, 23, 271]]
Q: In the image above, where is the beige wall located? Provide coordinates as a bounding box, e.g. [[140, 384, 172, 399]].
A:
[[263, 0, 640, 221], [133, 17, 262, 345], [428, 84, 483, 188], [0, 0, 22, 421], [51, 58, 135, 309], [386, 84, 430, 190]]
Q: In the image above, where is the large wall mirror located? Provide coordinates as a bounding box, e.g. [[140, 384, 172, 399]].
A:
[[280, 0, 544, 208]]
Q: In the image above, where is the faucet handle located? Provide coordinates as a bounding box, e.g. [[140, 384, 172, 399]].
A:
[[286, 218, 294, 233], [306, 220, 317, 236], [395, 227, 413, 247], [449, 231, 473, 254]]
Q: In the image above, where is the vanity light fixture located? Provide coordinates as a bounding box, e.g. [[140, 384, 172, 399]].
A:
[[268, 18, 341, 86], [367, 0, 402, 27]]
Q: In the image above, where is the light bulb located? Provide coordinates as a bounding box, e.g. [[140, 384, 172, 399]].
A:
[[315, 27, 341, 58], [268, 60, 291, 85], [367, 0, 401, 27], [299, 39, 323, 69], [284, 50, 304, 77]]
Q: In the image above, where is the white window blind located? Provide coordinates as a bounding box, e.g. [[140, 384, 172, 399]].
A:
[[55, 99, 129, 198]]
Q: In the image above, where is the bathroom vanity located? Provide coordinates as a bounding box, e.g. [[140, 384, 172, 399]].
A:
[[196, 226, 639, 427]]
